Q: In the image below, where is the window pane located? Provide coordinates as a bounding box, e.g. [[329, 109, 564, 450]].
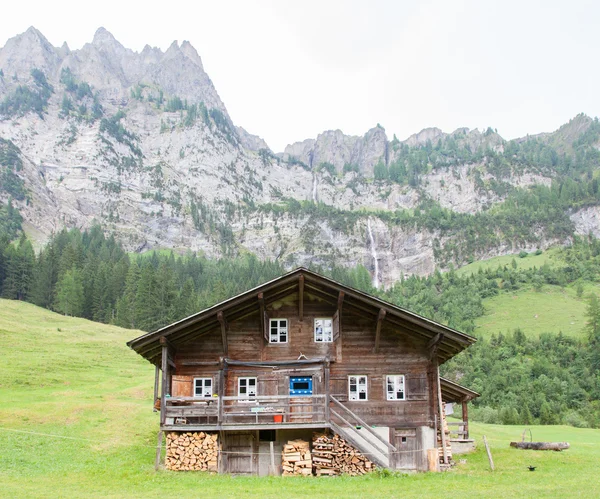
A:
[[249, 378, 256, 386]]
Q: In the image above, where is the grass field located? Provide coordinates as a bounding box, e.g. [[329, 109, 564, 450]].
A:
[[456, 249, 562, 277], [474, 284, 593, 338], [1, 299, 599, 498]]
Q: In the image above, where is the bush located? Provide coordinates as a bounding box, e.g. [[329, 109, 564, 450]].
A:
[[564, 410, 590, 428], [519, 250, 529, 258]]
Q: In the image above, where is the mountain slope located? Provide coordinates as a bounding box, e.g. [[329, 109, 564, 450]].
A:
[[1, 27, 600, 287]]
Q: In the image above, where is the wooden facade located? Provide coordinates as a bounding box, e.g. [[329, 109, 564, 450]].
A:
[[128, 268, 478, 473]]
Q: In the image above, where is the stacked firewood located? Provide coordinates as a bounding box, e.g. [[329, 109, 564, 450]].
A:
[[312, 432, 374, 476], [281, 439, 312, 476], [165, 431, 219, 471]]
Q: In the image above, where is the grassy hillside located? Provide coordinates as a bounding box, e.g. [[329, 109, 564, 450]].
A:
[[456, 249, 562, 277], [1, 299, 599, 498], [456, 249, 599, 338], [474, 284, 594, 338]]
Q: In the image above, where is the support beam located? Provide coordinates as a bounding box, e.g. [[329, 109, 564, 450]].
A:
[[258, 292, 265, 333], [154, 430, 164, 471], [436, 363, 449, 465], [374, 308, 386, 353], [217, 311, 228, 356], [337, 291, 345, 313], [428, 333, 444, 362], [160, 342, 168, 425], [298, 275, 304, 321], [153, 364, 159, 410], [462, 400, 469, 439], [324, 355, 331, 423]]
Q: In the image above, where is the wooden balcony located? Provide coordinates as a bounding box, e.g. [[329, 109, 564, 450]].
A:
[[161, 394, 328, 431]]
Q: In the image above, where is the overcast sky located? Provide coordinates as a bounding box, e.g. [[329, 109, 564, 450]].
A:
[[1, 0, 599, 152]]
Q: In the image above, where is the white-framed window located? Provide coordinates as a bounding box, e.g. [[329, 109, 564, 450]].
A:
[[386, 375, 406, 401], [238, 377, 257, 401], [194, 377, 213, 398], [269, 318, 288, 343], [348, 375, 368, 401], [314, 318, 333, 342]]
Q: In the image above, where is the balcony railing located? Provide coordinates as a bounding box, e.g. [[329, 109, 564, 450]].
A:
[[163, 394, 327, 428]]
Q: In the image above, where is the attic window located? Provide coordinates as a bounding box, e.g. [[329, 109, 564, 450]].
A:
[[348, 375, 368, 401], [194, 377, 213, 398], [386, 375, 405, 401], [314, 318, 333, 342], [269, 319, 288, 343]]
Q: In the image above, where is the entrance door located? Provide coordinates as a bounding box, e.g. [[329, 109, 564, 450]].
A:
[[392, 428, 417, 470], [226, 432, 256, 474], [289, 377, 313, 423]]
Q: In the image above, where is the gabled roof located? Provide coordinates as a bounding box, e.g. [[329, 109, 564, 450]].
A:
[[440, 377, 480, 402], [127, 267, 476, 365]]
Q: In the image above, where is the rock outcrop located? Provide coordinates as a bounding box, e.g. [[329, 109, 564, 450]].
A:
[[0, 27, 596, 288]]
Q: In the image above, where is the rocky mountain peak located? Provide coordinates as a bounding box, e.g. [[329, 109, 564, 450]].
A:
[[0, 25, 61, 77], [180, 40, 204, 71], [404, 127, 444, 147], [92, 27, 120, 48]]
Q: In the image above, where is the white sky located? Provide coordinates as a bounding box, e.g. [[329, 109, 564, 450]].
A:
[[1, 0, 599, 152]]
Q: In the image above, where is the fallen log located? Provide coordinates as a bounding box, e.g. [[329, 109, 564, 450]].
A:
[[510, 442, 570, 451]]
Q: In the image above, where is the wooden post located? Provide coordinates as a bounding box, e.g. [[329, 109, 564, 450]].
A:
[[374, 308, 386, 353], [154, 430, 164, 471], [153, 364, 159, 411], [298, 275, 304, 321], [218, 358, 225, 425], [427, 448, 439, 472], [483, 435, 495, 471], [436, 364, 448, 465], [217, 311, 228, 356], [324, 356, 331, 423], [160, 342, 168, 425], [269, 441, 276, 475], [462, 400, 469, 439], [258, 292, 265, 332], [337, 291, 344, 326]]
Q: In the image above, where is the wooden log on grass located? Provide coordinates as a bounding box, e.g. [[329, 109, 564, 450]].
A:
[[510, 442, 570, 451]]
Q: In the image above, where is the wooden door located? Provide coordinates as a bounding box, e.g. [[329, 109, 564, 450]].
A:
[[392, 428, 417, 470], [226, 432, 256, 474], [289, 376, 314, 423]]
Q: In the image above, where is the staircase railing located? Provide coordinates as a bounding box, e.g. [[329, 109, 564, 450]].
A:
[[329, 396, 397, 458]]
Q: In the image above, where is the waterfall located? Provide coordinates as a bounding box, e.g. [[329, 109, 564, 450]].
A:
[[312, 174, 318, 203], [367, 218, 380, 289]]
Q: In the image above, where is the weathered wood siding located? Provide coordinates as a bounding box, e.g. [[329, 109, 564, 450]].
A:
[[173, 290, 433, 427]]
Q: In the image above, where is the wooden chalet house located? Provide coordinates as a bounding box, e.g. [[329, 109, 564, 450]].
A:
[[127, 268, 478, 474]]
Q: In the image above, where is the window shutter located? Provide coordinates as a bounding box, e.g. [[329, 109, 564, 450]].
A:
[[406, 374, 428, 400], [172, 375, 193, 397], [332, 310, 340, 341]]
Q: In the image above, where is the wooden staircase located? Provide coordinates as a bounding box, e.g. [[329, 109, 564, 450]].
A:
[[328, 396, 397, 469]]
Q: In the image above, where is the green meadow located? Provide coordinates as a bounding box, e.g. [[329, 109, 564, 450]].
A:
[[1, 299, 599, 498]]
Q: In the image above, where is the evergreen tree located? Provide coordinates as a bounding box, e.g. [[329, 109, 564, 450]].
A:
[[134, 262, 160, 331], [54, 267, 84, 316], [1, 233, 34, 300]]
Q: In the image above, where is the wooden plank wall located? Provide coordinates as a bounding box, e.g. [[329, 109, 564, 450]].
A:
[[173, 290, 433, 427]]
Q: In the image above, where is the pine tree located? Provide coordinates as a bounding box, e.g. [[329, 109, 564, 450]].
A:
[[134, 262, 160, 331], [114, 260, 140, 329], [1, 233, 34, 300], [54, 267, 84, 316]]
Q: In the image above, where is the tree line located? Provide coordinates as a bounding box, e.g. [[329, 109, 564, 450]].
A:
[[1, 219, 600, 427]]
